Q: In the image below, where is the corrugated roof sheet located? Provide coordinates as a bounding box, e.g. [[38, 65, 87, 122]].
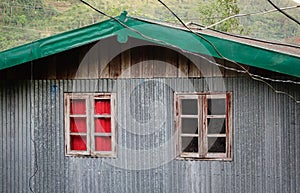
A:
[[0, 12, 299, 77]]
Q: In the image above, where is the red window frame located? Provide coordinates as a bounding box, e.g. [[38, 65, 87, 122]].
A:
[[64, 93, 117, 157]]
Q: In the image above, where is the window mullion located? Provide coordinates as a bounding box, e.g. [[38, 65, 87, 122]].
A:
[[89, 95, 94, 155], [226, 93, 232, 158], [198, 95, 202, 157], [65, 94, 71, 155], [202, 95, 208, 157], [111, 93, 116, 156], [176, 95, 182, 157]]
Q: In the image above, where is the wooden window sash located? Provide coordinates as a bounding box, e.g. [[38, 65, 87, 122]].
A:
[[91, 93, 117, 157], [206, 153, 227, 158], [65, 93, 117, 157], [204, 94, 228, 158], [202, 94, 208, 157], [174, 94, 180, 157], [65, 93, 90, 156], [180, 133, 198, 137], [226, 93, 233, 159], [175, 92, 232, 160], [207, 134, 226, 138], [175, 94, 200, 158]]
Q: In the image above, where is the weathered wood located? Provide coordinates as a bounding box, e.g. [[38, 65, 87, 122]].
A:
[[120, 50, 131, 78], [178, 55, 189, 77], [99, 47, 110, 78], [141, 47, 153, 78], [87, 45, 99, 79], [130, 47, 141, 78], [164, 49, 178, 77], [0, 36, 279, 80], [152, 47, 166, 78], [109, 55, 121, 78]]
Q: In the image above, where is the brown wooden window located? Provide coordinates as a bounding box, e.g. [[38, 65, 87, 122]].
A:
[[175, 93, 232, 160], [64, 93, 117, 157]]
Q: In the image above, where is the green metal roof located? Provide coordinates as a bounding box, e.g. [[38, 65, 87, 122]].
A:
[[0, 12, 300, 77]]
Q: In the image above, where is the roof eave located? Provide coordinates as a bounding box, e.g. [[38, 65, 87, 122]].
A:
[[0, 13, 299, 78]]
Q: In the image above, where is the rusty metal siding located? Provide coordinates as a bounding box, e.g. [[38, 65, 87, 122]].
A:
[[0, 78, 299, 193]]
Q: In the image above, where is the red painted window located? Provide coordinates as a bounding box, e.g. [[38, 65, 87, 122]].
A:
[[65, 93, 116, 157]]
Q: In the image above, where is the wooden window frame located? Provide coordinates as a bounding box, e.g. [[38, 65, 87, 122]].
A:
[[64, 93, 117, 157], [175, 92, 232, 161]]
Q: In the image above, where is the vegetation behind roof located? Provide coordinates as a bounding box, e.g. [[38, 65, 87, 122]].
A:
[[0, 13, 299, 77]]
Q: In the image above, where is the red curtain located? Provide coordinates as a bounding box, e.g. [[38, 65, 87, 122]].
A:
[[70, 99, 86, 114], [95, 100, 110, 114], [95, 136, 111, 151], [71, 136, 87, 150], [95, 118, 111, 133], [70, 117, 87, 132]]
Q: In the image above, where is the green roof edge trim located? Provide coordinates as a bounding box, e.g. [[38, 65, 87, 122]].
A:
[[0, 12, 299, 77]]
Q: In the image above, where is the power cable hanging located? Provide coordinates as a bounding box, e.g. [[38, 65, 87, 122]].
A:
[[157, 0, 300, 102], [187, 22, 300, 49], [79, 0, 300, 103], [267, 0, 300, 25], [157, 1, 300, 79], [198, 5, 300, 30]]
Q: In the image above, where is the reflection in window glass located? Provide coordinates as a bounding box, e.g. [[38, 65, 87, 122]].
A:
[[182, 137, 198, 152], [182, 118, 198, 134], [182, 99, 197, 115], [207, 118, 225, 134], [70, 99, 86, 114], [95, 136, 112, 151], [208, 137, 226, 153], [208, 99, 226, 115]]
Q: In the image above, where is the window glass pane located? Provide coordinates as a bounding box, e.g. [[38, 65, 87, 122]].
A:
[[208, 137, 226, 153], [70, 117, 87, 133], [95, 99, 111, 114], [182, 118, 198, 134], [95, 136, 112, 151], [182, 99, 197, 115], [207, 118, 225, 134], [208, 98, 226, 115], [95, 118, 111, 133], [70, 135, 87, 151], [182, 137, 198, 153], [70, 99, 86, 114]]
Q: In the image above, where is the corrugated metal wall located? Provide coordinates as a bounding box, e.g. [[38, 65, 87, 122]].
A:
[[0, 78, 299, 193]]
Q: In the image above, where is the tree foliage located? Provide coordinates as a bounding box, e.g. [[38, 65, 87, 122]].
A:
[[0, 0, 299, 51], [198, 0, 248, 34]]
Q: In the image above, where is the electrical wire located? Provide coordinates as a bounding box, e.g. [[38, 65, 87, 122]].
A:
[[28, 140, 38, 193], [80, 0, 300, 103], [267, 0, 300, 25], [157, 0, 300, 103], [200, 5, 300, 30], [187, 22, 300, 49], [157, 1, 300, 81], [156, 0, 244, 73]]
